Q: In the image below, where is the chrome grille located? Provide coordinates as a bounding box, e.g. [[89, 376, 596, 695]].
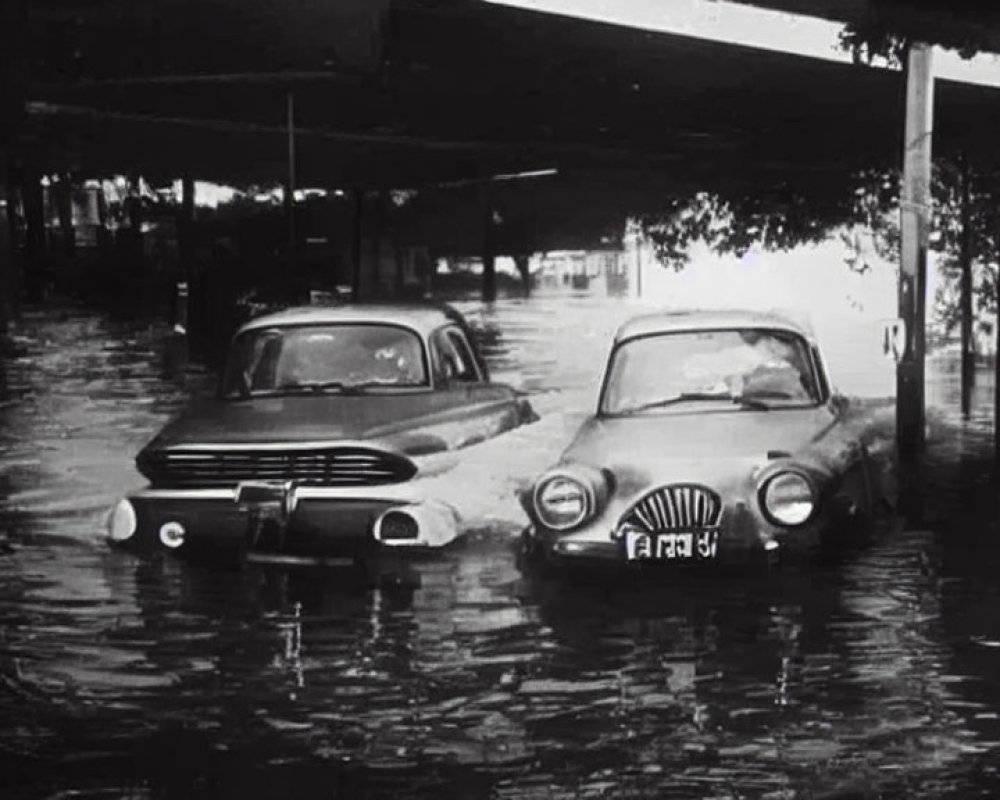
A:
[[619, 484, 723, 533], [139, 446, 416, 489]]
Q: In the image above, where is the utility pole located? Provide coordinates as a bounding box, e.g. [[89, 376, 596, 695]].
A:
[[897, 42, 934, 460], [285, 92, 298, 276], [1, 0, 28, 332], [958, 155, 975, 419], [994, 204, 1000, 472], [482, 184, 497, 303], [350, 188, 363, 302]]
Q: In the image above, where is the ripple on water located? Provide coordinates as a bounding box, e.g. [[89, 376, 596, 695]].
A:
[[1, 302, 1000, 798]]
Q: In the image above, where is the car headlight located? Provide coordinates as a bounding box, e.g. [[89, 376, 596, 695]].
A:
[[533, 473, 593, 531], [760, 471, 815, 527], [107, 498, 138, 542]]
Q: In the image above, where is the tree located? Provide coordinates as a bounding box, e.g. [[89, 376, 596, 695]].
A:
[[925, 163, 992, 329], [636, 155, 998, 345], [639, 187, 851, 272], [836, 9, 988, 67]]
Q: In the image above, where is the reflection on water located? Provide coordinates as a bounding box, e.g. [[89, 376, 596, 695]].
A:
[[1, 299, 999, 799]]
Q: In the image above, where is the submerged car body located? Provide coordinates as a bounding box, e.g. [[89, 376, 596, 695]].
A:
[[108, 303, 536, 564], [519, 310, 880, 571]]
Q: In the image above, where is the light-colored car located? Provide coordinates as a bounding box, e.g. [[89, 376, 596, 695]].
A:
[[107, 303, 536, 566], [518, 309, 881, 571]]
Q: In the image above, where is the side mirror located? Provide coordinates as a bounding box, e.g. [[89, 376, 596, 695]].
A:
[[830, 392, 850, 417], [879, 318, 907, 363]]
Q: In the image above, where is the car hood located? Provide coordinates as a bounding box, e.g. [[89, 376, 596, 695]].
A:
[[563, 406, 836, 469], [146, 389, 516, 455]]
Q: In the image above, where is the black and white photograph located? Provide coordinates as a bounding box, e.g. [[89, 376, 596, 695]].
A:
[[2, 1, 1000, 798]]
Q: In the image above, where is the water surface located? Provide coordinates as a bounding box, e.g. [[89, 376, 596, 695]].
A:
[[1, 297, 998, 799]]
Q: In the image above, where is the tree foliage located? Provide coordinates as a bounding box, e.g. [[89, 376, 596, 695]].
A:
[[837, 23, 908, 68], [637, 154, 1000, 346], [930, 160, 1000, 338], [836, 9, 989, 66], [638, 188, 847, 272]]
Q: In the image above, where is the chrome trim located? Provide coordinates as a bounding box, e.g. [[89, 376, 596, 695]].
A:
[[130, 484, 422, 503], [757, 468, 817, 527], [372, 507, 420, 542], [372, 500, 460, 548], [143, 442, 416, 490], [159, 439, 398, 452], [532, 471, 594, 532], [617, 484, 723, 537]]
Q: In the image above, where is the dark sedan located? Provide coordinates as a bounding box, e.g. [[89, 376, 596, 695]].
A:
[[107, 303, 536, 565]]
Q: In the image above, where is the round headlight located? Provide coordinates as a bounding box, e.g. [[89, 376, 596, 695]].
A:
[[533, 474, 592, 531], [107, 498, 137, 542], [761, 471, 815, 527]]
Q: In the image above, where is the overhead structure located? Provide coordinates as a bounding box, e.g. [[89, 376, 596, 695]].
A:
[[10, 0, 1000, 192]]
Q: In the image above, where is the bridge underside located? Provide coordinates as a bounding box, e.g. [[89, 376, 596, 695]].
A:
[[11, 1, 1000, 188]]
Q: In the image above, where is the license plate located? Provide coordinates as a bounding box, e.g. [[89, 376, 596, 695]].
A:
[[624, 530, 719, 561]]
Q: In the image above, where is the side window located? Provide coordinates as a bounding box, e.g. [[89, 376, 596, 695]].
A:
[[445, 329, 481, 382], [430, 327, 481, 385], [810, 346, 830, 401]]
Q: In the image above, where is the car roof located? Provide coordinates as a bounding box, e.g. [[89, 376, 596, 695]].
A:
[[614, 308, 816, 343], [236, 303, 461, 338]]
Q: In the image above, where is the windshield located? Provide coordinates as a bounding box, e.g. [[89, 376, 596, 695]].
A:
[[601, 328, 822, 415], [221, 324, 429, 399]]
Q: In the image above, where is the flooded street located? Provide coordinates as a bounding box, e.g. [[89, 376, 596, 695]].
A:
[[1, 297, 999, 799]]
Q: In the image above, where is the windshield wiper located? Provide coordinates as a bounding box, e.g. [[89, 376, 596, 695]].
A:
[[623, 392, 734, 414], [622, 391, 781, 415], [734, 390, 806, 410], [732, 395, 773, 411]]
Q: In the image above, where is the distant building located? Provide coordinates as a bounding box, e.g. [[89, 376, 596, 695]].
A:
[[534, 247, 631, 296]]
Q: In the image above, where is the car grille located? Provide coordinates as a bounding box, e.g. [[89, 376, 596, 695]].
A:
[[619, 484, 723, 533], [139, 446, 417, 489]]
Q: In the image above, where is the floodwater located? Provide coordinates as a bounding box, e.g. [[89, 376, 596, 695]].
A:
[[1, 295, 999, 799]]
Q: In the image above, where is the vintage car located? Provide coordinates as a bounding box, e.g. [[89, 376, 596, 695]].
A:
[[106, 303, 536, 565], [518, 310, 883, 571]]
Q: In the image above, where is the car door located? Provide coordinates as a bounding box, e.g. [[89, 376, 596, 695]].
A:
[[428, 325, 528, 448]]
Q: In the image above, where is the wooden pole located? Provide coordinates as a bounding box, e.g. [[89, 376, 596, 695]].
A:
[[55, 173, 75, 266], [995, 208, 1000, 472], [482, 184, 497, 303], [0, 179, 12, 336], [995, 264, 1000, 471], [897, 42, 934, 460], [20, 159, 46, 303], [350, 188, 363, 302], [0, 156, 19, 329], [959, 156, 975, 419], [370, 190, 385, 298], [285, 92, 298, 275], [179, 173, 195, 339]]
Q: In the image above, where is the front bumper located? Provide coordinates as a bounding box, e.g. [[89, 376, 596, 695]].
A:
[[525, 501, 824, 569], [109, 483, 461, 561]]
